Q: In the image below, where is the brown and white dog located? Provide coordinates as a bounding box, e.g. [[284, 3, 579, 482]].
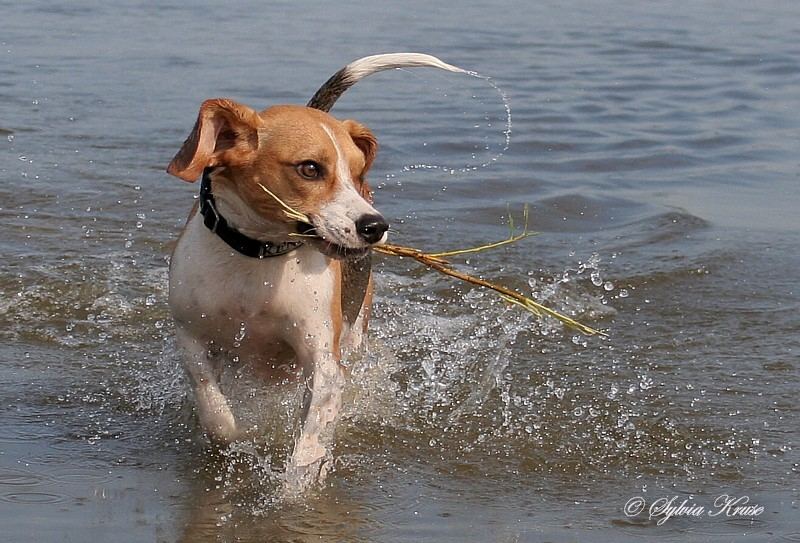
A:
[[166, 53, 464, 484]]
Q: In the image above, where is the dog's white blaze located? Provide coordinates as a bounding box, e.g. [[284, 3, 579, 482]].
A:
[[321, 123, 352, 185], [316, 123, 378, 247]]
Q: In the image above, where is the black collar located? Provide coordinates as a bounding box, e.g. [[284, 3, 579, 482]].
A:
[[199, 168, 304, 259]]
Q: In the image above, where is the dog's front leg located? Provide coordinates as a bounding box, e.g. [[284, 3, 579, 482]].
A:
[[176, 327, 239, 445], [285, 348, 345, 488]]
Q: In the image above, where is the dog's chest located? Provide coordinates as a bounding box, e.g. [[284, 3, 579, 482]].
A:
[[169, 217, 338, 355]]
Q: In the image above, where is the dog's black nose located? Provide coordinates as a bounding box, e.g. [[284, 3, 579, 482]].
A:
[[355, 214, 389, 244]]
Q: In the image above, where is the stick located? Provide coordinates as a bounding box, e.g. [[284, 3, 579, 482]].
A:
[[256, 187, 607, 337], [374, 243, 607, 337]]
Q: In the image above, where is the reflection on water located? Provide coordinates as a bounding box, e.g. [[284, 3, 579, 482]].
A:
[[176, 445, 373, 542], [2, 0, 799, 541]]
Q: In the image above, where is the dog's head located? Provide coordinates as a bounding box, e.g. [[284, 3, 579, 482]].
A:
[[167, 99, 387, 259]]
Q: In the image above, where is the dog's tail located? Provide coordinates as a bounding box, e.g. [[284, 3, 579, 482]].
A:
[[307, 53, 466, 113]]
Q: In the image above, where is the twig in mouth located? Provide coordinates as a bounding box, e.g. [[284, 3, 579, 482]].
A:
[[257, 183, 312, 224], [375, 235, 607, 338], [258, 185, 607, 337]]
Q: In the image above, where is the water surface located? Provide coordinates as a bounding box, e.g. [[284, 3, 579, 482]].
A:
[[1, 1, 799, 541]]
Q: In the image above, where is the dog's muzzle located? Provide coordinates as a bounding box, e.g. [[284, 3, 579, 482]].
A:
[[296, 213, 388, 260]]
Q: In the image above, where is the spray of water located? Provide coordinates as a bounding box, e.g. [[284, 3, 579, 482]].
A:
[[386, 70, 512, 180]]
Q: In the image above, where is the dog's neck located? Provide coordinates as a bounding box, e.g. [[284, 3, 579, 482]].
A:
[[199, 168, 303, 259]]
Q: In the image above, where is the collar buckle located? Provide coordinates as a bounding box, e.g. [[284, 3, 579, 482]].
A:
[[205, 198, 221, 234]]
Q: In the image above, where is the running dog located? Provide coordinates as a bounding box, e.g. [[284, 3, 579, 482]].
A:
[[166, 53, 464, 484]]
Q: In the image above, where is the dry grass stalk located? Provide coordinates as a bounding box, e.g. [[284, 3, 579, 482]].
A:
[[427, 206, 535, 258], [374, 234, 607, 338], [257, 183, 607, 337], [257, 183, 311, 223]]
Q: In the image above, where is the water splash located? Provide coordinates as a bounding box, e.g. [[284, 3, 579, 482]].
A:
[[385, 69, 512, 180], [1, 228, 757, 511]]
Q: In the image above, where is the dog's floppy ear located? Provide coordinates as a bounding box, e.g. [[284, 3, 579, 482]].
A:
[[343, 120, 377, 174], [167, 99, 261, 182], [343, 120, 378, 201]]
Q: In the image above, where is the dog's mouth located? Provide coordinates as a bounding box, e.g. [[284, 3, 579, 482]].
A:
[[318, 241, 371, 260], [295, 221, 372, 261]]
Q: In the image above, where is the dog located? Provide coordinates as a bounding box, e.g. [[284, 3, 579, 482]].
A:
[[166, 53, 464, 484]]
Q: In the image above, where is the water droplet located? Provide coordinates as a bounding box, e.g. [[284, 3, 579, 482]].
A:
[[145, 294, 156, 306], [233, 322, 247, 347], [603, 281, 614, 291], [619, 289, 629, 298]]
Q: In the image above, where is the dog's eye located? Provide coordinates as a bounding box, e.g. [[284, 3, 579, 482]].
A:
[[296, 161, 322, 180]]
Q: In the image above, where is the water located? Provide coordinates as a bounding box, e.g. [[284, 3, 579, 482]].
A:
[[2, 0, 799, 541]]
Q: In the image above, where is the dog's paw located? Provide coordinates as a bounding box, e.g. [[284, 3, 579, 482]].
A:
[[281, 455, 332, 496]]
